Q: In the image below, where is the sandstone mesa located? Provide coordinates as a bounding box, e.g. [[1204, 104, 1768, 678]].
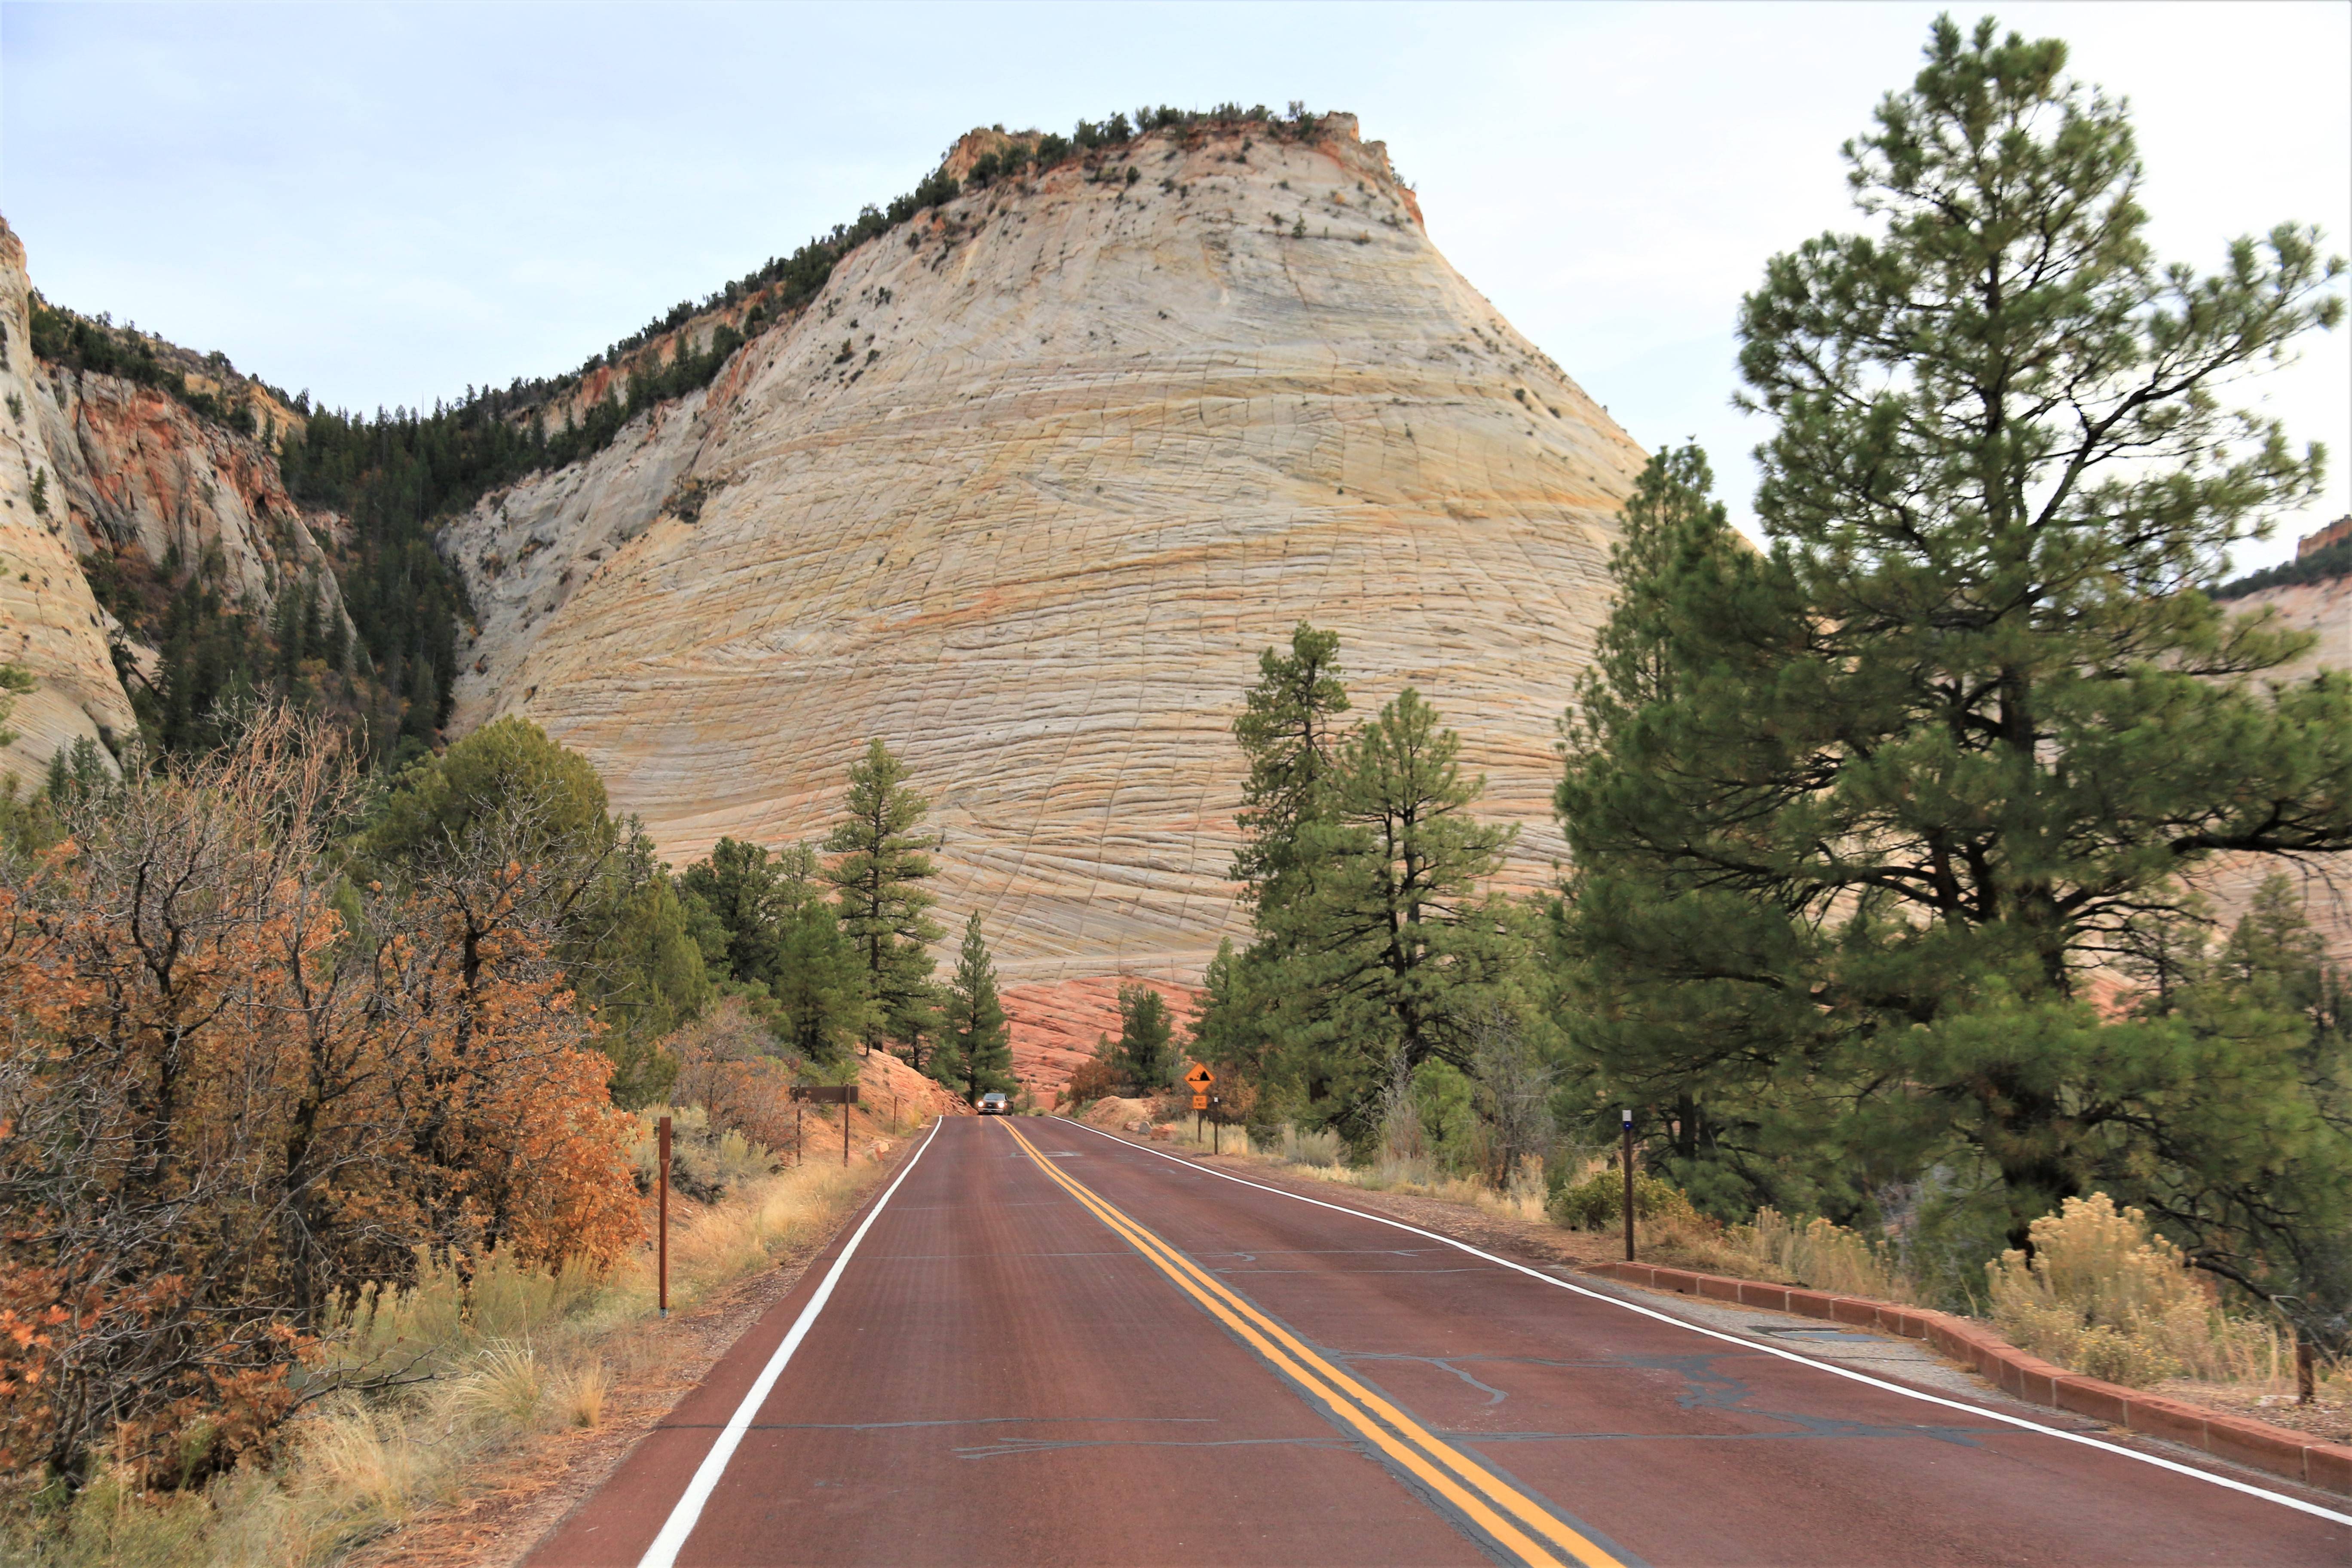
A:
[[2, 116, 2344, 1100]]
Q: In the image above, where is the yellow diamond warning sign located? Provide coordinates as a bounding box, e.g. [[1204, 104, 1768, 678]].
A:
[[1184, 1064, 1215, 1089]]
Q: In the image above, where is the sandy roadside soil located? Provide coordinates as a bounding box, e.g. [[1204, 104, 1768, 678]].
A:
[[339, 1151, 904, 1568]]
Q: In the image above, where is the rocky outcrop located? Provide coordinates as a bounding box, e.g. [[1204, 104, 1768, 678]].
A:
[[0, 216, 354, 784], [0, 221, 138, 781], [997, 975, 1200, 1106], [446, 116, 1649, 983], [2192, 573, 2352, 959]]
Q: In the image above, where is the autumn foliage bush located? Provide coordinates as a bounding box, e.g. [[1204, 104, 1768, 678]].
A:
[[0, 713, 640, 1495]]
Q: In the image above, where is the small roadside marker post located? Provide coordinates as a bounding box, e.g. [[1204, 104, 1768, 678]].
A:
[[791, 1084, 860, 1167], [658, 1113, 672, 1318], [1621, 1107, 1635, 1263]]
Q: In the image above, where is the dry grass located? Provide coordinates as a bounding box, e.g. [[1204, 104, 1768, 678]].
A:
[[8, 1146, 892, 1567], [1986, 1194, 2296, 1389], [1136, 1113, 2343, 1418], [1682, 1208, 1918, 1304], [1229, 1124, 1555, 1228]]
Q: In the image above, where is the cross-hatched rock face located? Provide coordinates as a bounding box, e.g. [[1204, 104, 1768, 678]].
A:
[[1, 217, 355, 787], [446, 117, 1651, 981]]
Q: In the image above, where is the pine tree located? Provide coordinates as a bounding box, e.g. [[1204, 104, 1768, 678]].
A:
[[768, 842, 873, 1062], [1114, 982, 1176, 1090], [681, 837, 789, 986], [943, 911, 1015, 1101], [1556, 18, 2351, 1245], [1231, 622, 1349, 922], [824, 738, 944, 1059], [0, 664, 31, 750], [1270, 688, 1522, 1126]]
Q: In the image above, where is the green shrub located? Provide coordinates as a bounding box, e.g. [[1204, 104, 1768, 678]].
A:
[[1548, 1169, 1698, 1231]]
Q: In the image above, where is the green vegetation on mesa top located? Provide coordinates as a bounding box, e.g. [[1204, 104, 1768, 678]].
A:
[[26, 102, 1330, 766], [2213, 536, 2352, 600]]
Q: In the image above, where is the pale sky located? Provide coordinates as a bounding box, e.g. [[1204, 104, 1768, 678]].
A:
[[3, 1, 2345, 569]]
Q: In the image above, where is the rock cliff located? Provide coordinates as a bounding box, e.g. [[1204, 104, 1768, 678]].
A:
[[0, 221, 138, 778], [444, 115, 1650, 983], [0, 217, 356, 784], [2190, 573, 2352, 956]]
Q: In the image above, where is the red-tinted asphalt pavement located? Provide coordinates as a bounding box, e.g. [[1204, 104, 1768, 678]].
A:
[[527, 1116, 2352, 1567]]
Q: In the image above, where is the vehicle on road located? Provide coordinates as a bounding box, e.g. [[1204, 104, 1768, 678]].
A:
[[976, 1092, 1010, 1115]]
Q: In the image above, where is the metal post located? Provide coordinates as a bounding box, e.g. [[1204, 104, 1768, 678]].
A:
[[658, 1114, 672, 1317], [1621, 1107, 1636, 1263], [843, 1101, 851, 1167]]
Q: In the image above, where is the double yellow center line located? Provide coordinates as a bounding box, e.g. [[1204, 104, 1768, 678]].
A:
[[1000, 1121, 1625, 1568]]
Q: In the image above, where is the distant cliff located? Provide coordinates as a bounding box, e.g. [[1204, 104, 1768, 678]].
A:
[[438, 113, 1650, 983]]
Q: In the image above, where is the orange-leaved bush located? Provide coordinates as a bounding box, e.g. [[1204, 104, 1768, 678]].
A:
[[0, 711, 639, 1492]]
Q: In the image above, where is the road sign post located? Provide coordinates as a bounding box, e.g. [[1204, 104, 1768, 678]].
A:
[[1621, 1107, 1636, 1263], [793, 1084, 860, 1166], [657, 1113, 672, 1318], [1185, 1065, 1214, 1145]]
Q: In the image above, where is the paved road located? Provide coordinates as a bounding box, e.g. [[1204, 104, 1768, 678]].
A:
[[531, 1117, 2351, 1566]]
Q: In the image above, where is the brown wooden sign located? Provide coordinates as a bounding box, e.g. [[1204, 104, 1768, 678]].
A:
[[791, 1085, 860, 1104]]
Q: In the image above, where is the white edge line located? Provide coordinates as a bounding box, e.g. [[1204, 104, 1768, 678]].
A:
[[1057, 1116, 2352, 1528], [637, 1117, 946, 1568]]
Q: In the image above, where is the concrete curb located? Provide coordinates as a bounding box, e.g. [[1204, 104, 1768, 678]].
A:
[[1583, 1259, 2352, 1499]]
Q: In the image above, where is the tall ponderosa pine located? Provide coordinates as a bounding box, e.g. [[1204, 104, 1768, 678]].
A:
[[1197, 634, 1527, 1133], [2106, 877, 2352, 1343], [1231, 622, 1350, 920], [942, 911, 1015, 1101], [824, 738, 944, 1060], [1555, 18, 2350, 1249], [1113, 982, 1178, 1091], [680, 837, 870, 1061], [1269, 689, 1521, 1125], [766, 842, 873, 1061], [1187, 627, 1351, 1104]]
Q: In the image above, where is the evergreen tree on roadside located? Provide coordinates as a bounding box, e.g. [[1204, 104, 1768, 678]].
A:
[[358, 715, 710, 1105], [767, 841, 874, 1061], [679, 837, 870, 1061], [680, 837, 789, 985], [1553, 17, 2351, 1254], [1270, 689, 1522, 1127], [1231, 622, 1350, 923], [1113, 982, 1177, 1090], [943, 911, 1016, 1102], [2107, 877, 2352, 1343], [824, 738, 944, 1060]]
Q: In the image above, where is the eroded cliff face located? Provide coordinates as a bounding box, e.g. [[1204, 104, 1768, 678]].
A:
[[2190, 574, 2352, 958], [446, 115, 1649, 982], [0, 220, 139, 780], [0, 217, 355, 784]]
